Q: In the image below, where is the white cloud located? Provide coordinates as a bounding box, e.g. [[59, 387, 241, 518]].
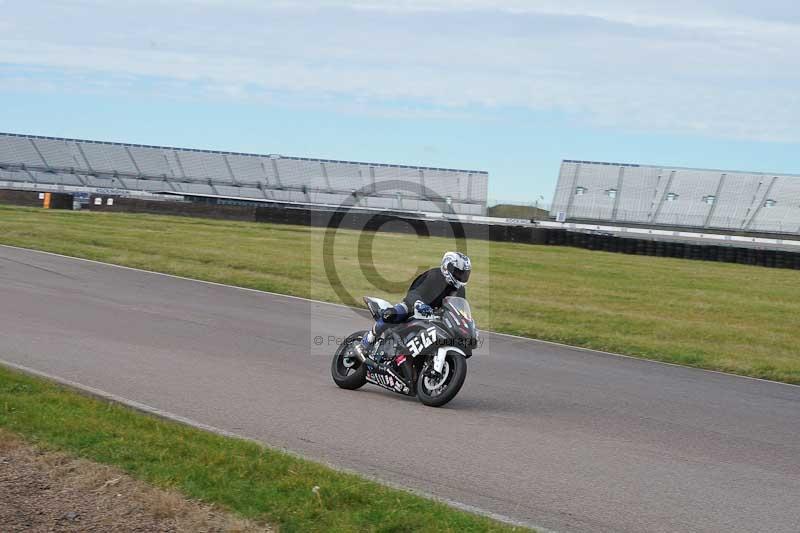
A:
[[1, 1, 798, 142]]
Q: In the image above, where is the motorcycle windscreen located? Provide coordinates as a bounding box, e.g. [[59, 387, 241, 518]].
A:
[[443, 296, 472, 322]]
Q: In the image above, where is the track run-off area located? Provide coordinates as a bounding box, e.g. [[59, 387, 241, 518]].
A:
[[1, 245, 799, 533]]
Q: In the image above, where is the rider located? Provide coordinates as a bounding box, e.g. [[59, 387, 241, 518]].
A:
[[353, 251, 471, 362]]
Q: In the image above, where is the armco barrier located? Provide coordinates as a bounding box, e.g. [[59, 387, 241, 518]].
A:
[[15, 193, 799, 271]]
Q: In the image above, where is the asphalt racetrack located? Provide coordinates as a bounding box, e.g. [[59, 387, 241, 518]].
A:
[[1, 245, 799, 533]]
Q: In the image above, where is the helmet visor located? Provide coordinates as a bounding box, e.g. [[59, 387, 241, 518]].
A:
[[452, 267, 471, 284]]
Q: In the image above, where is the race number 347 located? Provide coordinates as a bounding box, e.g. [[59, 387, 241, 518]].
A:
[[406, 327, 437, 356]]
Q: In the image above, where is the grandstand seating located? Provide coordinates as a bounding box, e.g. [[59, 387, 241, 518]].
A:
[[33, 137, 80, 168], [0, 133, 488, 215], [551, 160, 800, 235], [126, 146, 173, 176], [612, 165, 661, 224], [0, 135, 42, 166], [653, 169, 716, 227], [706, 173, 763, 230], [80, 142, 139, 174], [748, 176, 800, 233]]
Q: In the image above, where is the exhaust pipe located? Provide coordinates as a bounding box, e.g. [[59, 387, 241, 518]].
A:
[[351, 345, 378, 369], [352, 346, 366, 364]]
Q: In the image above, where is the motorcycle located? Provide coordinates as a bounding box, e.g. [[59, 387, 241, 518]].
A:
[[331, 296, 478, 407]]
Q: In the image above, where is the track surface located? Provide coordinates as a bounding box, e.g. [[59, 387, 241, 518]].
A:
[[1, 245, 799, 533]]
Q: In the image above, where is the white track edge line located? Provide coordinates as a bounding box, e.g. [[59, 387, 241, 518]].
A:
[[0, 358, 550, 532], [0, 243, 352, 308], [490, 331, 800, 389], [2, 243, 798, 390]]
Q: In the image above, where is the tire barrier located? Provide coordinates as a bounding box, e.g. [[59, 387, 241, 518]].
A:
[[544, 229, 800, 270]]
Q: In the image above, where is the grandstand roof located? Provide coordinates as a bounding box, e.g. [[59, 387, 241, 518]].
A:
[[562, 159, 800, 179], [0, 132, 488, 175]]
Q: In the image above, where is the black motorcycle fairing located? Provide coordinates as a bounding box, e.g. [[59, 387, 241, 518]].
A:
[[365, 366, 412, 395], [396, 320, 450, 357]]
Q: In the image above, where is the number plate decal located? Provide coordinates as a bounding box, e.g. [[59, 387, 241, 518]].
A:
[[406, 326, 437, 357]]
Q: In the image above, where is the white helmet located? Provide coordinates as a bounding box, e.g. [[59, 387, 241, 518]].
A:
[[441, 251, 471, 289]]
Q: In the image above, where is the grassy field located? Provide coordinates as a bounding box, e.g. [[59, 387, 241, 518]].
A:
[[0, 205, 798, 383], [0, 366, 522, 532]]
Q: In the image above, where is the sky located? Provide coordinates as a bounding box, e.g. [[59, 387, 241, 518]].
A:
[[2, 1, 799, 204]]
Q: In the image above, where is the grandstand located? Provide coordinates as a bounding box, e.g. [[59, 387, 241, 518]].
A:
[[550, 160, 800, 235], [0, 133, 489, 215]]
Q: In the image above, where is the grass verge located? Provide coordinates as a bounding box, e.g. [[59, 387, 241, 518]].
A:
[[0, 428, 269, 532], [0, 205, 798, 384], [0, 366, 524, 532]]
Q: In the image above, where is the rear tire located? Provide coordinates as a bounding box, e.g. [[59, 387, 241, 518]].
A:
[[331, 331, 368, 390], [416, 351, 467, 407]]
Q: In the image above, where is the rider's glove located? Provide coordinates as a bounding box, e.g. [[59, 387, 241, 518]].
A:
[[414, 301, 433, 317], [381, 307, 398, 321]]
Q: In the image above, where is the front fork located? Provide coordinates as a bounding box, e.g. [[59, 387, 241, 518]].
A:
[[433, 346, 467, 372], [419, 347, 453, 384], [433, 347, 448, 374]]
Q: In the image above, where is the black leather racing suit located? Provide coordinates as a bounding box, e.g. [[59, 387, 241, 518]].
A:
[[372, 268, 466, 338]]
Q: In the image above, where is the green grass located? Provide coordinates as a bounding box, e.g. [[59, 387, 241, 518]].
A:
[[0, 366, 523, 532], [0, 205, 798, 384], [486, 204, 548, 220]]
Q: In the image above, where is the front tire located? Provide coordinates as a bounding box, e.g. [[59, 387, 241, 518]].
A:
[[331, 331, 368, 390], [416, 351, 467, 407]]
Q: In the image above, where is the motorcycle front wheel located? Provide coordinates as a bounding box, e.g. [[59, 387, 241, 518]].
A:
[[331, 331, 368, 390], [416, 351, 467, 407]]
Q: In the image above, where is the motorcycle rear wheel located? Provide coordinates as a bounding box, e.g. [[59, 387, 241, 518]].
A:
[[331, 331, 368, 390], [416, 351, 467, 407]]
